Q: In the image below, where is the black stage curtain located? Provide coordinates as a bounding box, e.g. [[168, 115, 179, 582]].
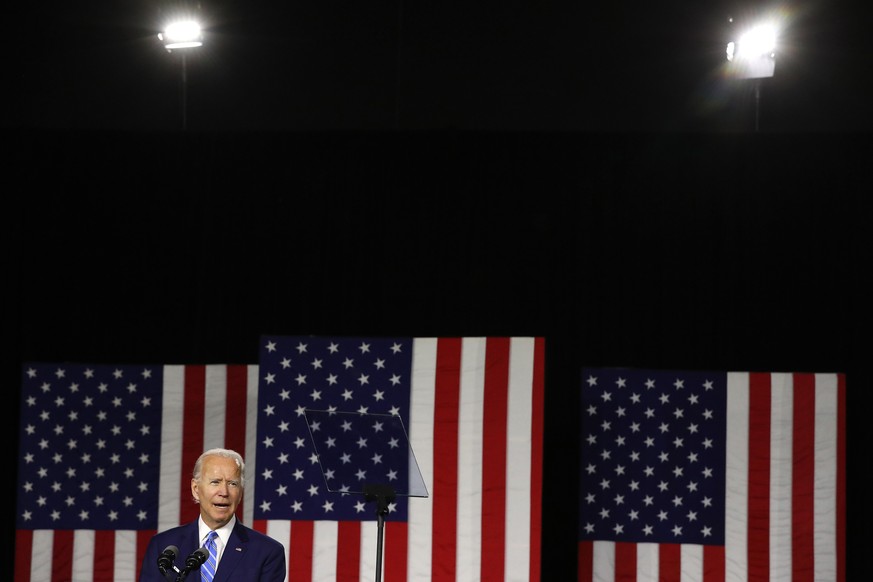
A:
[[3, 129, 864, 579]]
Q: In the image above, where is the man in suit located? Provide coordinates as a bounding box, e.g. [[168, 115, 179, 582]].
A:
[[138, 448, 286, 581]]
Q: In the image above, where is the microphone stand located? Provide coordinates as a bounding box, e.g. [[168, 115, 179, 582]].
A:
[[173, 550, 207, 582], [158, 558, 184, 581], [363, 484, 396, 582]]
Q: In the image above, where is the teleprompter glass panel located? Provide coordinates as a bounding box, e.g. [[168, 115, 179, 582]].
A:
[[303, 409, 428, 498]]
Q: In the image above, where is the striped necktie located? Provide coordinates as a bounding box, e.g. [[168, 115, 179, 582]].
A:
[[200, 531, 219, 582]]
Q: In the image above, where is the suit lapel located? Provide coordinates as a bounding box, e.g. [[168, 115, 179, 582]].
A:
[[212, 522, 250, 582], [180, 521, 204, 577], [185, 520, 201, 554]]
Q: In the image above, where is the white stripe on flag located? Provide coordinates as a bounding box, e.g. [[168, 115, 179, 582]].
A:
[[159, 364, 185, 532], [244, 364, 260, 526], [769, 373, 793, 580], [457, 338, 485, 582], [266, 520, 291, 577], [409, 337, 437, 581], [506, 337, 535, 580], [680, 543, 703, 582], [592, 540, 614, 581], [814, 373, 838, 580], [725, 371, 750, 582], [115, 531, 138, 582], [72, 529, 95, 581], [203, 365, 229, 449], [637, 543, 657, 582], [313, 520, 339, 580], [31, 530, 52, 581], [361, 519, 379, 579]]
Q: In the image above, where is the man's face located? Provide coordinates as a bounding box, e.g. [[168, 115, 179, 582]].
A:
[[191, 455, 243, 530]]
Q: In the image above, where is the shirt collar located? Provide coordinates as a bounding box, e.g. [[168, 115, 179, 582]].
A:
[[198, 514, 236, 548]]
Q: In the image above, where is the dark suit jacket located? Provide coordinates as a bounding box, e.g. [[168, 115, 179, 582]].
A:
[[138, 520, 286, 582]]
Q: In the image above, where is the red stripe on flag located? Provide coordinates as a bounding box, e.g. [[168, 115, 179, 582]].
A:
[[792, 373, 815, 581], [747, 372, 771, 580], [432, 338, 462, 582], [14, 530, 33, 582], [836, 373, 846, 582], [225, 365, 249, 458], [337, 521, 362, 582], [51, 529, 73, 582], [659, 543, 680, 582], [384, 521, 408, 582], [92, 530, 115, 580], [225, 364, 249, 521], [181, 365, 206, 525], [288, 521, 315, 582], [615, 542, 636, 581], [529, 337, 545, 582], [577, 540, 593, 582], [481, 337, 509, 582], [703, 544, 725, 582]]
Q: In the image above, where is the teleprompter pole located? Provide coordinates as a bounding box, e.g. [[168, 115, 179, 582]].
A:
[[364, 484, 396, 582]]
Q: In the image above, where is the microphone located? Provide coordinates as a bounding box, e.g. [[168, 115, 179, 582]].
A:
[[157, 545, 179, 575], [183, 546, 210, 572]]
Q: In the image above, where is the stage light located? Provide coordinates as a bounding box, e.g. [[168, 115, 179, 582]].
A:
[[725, 18, 777, 80], [158, 21, 203, 51], [725, 16, 780, 131]]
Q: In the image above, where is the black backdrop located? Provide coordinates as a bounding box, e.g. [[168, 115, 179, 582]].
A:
[[4, 128, 864, 580]]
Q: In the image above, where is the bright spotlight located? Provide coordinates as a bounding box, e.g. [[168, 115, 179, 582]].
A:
[[726, 19, 777, 79], [736, 24, 777, 59], [158, 21, 203, 51]]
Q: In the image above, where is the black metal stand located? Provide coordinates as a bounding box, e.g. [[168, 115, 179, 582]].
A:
[[176, 565, 204, 582], [754, 79, 761, 132], [180, 53, 188, 131], [363, 484, 396, 582], [157, 557, 186, 581], [172, 551, 206, 581]]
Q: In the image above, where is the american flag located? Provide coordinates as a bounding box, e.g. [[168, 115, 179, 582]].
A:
[[15, 336, 544, 582], [577, 368, 846, 582], [254, 336, 544, 582]]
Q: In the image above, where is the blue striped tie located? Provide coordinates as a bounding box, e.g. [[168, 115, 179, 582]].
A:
[[200, 531, 219, 582]]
